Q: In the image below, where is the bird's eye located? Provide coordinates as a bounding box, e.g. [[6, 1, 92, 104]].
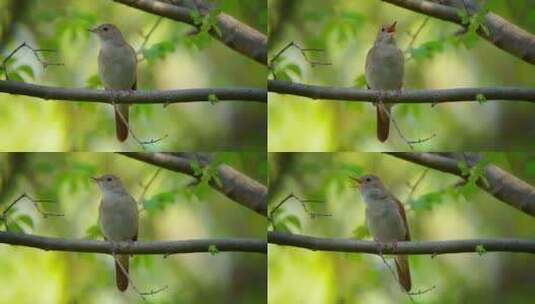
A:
[[366, 177, 372, 182], [103, 27, 108, 31], [381, 28, 385, 32], [106, 177, 112, 182]]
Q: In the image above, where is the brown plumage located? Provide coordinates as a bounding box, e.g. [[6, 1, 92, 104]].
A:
[[365, 22, 404, 142]]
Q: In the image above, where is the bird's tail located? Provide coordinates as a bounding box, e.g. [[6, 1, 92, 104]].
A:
[[376, 103, 390, 142], [115, 254, 129, 291], [115, 104, 129, 142], [395, 255, 411, 292]]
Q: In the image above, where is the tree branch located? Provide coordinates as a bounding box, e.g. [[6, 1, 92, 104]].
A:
[[113, 0, 267, 65], [268, 80, 535, 103], [0, 80, 266, 104], [382, 0, 535, 65], [0, 231, 266, 254], [386, 152, 535, 217], [120, 152, 267, 216], [268, 231, 535, 255]]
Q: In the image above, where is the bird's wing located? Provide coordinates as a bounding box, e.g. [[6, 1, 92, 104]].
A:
[[394, 198, 410, 241]]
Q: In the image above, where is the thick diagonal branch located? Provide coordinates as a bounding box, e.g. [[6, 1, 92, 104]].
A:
[[382, 0, 535, 65], [268, 231, 535, 254], [120, 153, 267, 216], [0, 231, 266, 254], [113, 0, 267, 65], [387, 153, 535, 217], [0, 80, 266, 104], [268, 80, 535, 103]]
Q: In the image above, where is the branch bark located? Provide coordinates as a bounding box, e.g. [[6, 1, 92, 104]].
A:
[[387, 152, 535, 217], [113, 0, 267, 65], [120, 152, 267, 216], [0, 231, 266, 254], [382, 0, 535, 65], [0, 80, 266, 104], [268, 231, 535, 254], [268, 80, 535, 103]]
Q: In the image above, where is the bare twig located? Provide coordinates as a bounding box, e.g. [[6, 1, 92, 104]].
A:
[[137, 168, 163, 204], [111, 99, 168, 149], [137, 17, 164, 62], [405, 169, 429, 204], [379, 101, 436, 149], [405, 17, 431, 54], [377, 253, 416, 303], [269, 193, 331, 229], [1, 42, 63, 80], [111, 251, 167, 301], [1, 193, 63, 231], [269, 41, 331, 79]]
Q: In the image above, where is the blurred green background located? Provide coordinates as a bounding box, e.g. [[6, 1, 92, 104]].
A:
[[0, 152, 267, 303], [268, 152, 535, 303], [0, 0, 267, 151], [268, 0, 535, 151]]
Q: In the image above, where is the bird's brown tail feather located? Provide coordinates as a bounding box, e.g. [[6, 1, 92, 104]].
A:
[[115, 104, 129, 142], [395, 255, 411, 292], [115, 255, 129, 291], [376, 104, 390, 142]]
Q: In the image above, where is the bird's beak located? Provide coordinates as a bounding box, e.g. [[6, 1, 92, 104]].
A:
[[87, 27, 97, 33], [91, 176, 100, 182], [386, 21, 397, 33], [349, 176, 362, 187]]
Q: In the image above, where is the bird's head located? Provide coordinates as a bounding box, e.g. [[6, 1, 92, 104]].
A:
[[92, 174, 124, 192], [350, 174, 387, 201], [375, 22, 397, 45], [88, 24, 124, 43]]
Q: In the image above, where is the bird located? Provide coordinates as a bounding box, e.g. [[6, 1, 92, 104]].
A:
[[365, 22, 404, 142], [352, 174, 411, 291], [89, 24, 137, 142], [93, 174, 139, 291]]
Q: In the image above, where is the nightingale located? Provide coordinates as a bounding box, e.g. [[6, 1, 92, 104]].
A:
[[365, 22, 404, 142], [352, 174, 411, 291], [89, 24, 137, 142], [93, 174, 139, 292]]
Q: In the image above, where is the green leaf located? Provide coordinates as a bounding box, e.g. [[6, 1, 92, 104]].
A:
[[352, 225, 369, 240], [16, 215, 34, 230], [16, 65, 34, 79], [85, 74, 101, 89], [208, 93, 219, 105], [476, 93, 487, 104], [409, 191, 446, 211], [85, 224, 102, 240], [142, 41, 176, 61], [208, 244, 219, 256], [410, 40, 444, 61], [283, 215, 302, 231], [143, 192, 176, 211], [8, 221, 24, 233], [475, 244, 487, 256], [189, 160, 203, 176], [353, 74, 367, 89]]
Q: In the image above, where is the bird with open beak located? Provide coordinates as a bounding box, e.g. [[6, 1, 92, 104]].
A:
[[351, 174, 412, 291], [365, 21, 404, 142]]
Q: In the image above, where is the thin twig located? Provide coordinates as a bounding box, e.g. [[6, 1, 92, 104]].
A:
[[137, 168, 162, 208], [378, 101, 436, 149], [1, 42, 63, 80], [405, 17, 431, 54], [269, 193, 331, 229], [377, 252, 416, 303], [112, 251, 167, 301], [269, 41, 331, 79], [1, 193, 63, 231], [137, 17, 164, 62], [111, 99, 168, 149], [406, 169, 429, 204]]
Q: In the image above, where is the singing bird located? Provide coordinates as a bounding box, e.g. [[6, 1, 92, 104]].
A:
[[352, 174, 411, 291], [89, 24, 137, 142], [93, 174, 139, 291], [365, 22, 404, 142]]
